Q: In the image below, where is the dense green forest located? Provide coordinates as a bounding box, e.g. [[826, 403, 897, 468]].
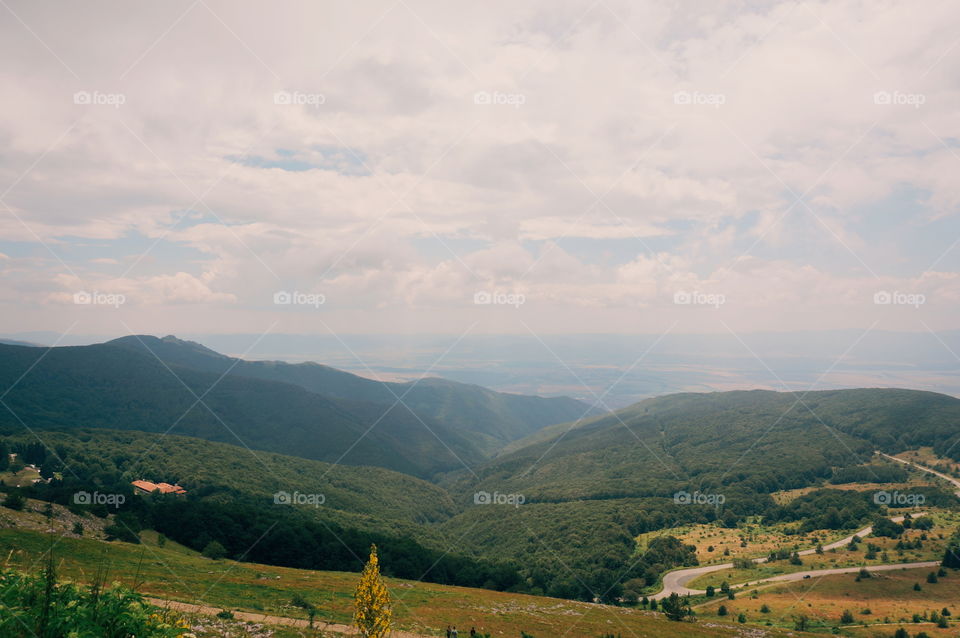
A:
[[107, 335, 600, 455]]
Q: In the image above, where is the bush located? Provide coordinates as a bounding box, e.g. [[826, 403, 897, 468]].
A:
[[104, 523, 141, 544], [3, 491, 25, 511], [0, 566, 183, 637], [203, 540, 228, 560]]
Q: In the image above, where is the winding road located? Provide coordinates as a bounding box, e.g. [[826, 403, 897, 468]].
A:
[[878, 451, 960, 498], [653, 453, 960, 600], [650, 512, 920, 600]]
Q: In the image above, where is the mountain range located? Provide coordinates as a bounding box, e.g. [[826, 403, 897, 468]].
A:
[[0, 336, 599, 478]]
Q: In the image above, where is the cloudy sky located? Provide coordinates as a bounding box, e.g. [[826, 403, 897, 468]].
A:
[[1, 0, 959, 341]]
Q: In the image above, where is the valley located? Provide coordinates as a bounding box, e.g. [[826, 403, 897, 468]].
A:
[[1, 337, 960, 636]]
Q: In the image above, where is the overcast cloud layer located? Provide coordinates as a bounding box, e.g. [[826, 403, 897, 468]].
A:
[[1, 0, 959, 341]]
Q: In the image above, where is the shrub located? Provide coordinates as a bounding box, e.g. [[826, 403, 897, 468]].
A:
[[0, 566, 183, 637], [3, 491, 25, 511], [202, 540, 228, 560]]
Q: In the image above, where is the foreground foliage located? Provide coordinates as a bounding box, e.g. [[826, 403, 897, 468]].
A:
[[0, 561, 185, 638]]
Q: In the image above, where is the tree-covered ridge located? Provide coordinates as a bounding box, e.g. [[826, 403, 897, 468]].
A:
[[107, 335, 601, 455], [1, 429, 455, 525], [0, 342, 482, 478], [462, 388, 960, 503], [0, 339, 598, 478]]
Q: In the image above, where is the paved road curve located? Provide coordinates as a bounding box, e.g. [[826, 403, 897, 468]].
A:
[[878, 451, 960, 498], [652, 512, 923, 600]]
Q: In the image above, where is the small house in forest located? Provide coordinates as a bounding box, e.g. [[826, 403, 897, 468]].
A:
[[132, 479, 187, 495]]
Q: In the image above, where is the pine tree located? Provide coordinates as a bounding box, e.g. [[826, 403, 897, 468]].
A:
[[354, 544, 391, 638]]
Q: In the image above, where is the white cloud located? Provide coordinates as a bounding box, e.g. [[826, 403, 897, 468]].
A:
[[0, 0, 957, 335]]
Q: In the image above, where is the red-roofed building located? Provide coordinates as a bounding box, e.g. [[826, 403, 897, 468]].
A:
[[132, 479, 186, 495]]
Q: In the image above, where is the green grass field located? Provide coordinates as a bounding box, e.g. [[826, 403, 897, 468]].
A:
[[0, 526, 803, 637], [695, 565, 960, 635]]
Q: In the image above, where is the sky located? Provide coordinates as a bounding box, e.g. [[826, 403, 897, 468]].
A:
[[1, 0, 959, 344]]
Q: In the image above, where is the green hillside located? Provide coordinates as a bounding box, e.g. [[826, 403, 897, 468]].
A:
[[464, 389, 960, 502], [107, 335, 601, 455], [0, 342, 481, 478], [2, 386, 958, 610], [432, 389, 960, 599], [0, 525, 800, 638]]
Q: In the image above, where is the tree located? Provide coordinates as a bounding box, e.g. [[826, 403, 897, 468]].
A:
[[705, 585, 715, 597], [354, 544, 391, 638], [660, 593, 691, 622], [3, 491, 25, 511], [202, 540, 227, 560], [872, 517, 904, 538], [717, 605, 728, 617], [840, 609, 854, 624], [943, 542, 960, 569], [927, 572, 938, 584]]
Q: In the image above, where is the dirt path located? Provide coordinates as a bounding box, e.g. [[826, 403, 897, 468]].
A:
[[652, 512, 924, 599], [146, 597, 434, 637]]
